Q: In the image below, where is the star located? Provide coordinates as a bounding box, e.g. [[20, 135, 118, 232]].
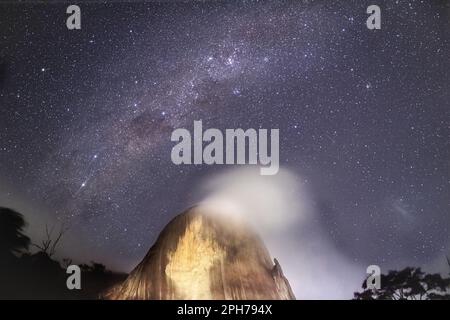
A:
[[0, 0, 447, 300]]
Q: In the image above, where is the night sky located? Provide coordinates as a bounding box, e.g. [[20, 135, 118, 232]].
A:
[[0, 0, 449, 298]]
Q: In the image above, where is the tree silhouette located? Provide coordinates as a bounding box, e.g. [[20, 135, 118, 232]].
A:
[[354, 267, 450, 300], [0, 207, 126, 299], [0, 207, 30, 258], [80, 262, 107, 275]]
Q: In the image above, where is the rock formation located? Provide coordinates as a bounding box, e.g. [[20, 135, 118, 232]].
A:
[[104, 206, 295, 300]]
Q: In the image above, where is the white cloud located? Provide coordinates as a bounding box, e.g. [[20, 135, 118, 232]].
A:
[[194, 167, 365, 299]]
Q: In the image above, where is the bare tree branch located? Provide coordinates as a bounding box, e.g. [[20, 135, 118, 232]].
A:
[[32, 223, 68, 257]]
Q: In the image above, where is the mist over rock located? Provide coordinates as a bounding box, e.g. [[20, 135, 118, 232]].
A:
[[105, 206, 295, 300]]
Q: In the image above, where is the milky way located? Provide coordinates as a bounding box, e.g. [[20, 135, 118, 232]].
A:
[[0, 0, 449, 287]]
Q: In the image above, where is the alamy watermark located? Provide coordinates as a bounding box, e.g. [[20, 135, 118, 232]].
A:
[[66, 265, 81, 290], [170, 120, 279, 175], [65, 4, 381, 31], [366, 265, 381, 290]]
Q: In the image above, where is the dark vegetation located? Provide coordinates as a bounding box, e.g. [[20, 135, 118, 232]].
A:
[[354, 265, 450, 300], [0, 207, 127, 299]]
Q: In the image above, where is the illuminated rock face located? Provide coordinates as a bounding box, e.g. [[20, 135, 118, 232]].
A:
[[105, 207, 295, 300]]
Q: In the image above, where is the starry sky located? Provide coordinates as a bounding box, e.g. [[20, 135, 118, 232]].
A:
[[0, 0, 449, 298]]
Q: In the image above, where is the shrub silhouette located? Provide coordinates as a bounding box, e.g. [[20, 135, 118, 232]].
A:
[[354, 267, 450, 300], [0, 206, 126, 299]]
